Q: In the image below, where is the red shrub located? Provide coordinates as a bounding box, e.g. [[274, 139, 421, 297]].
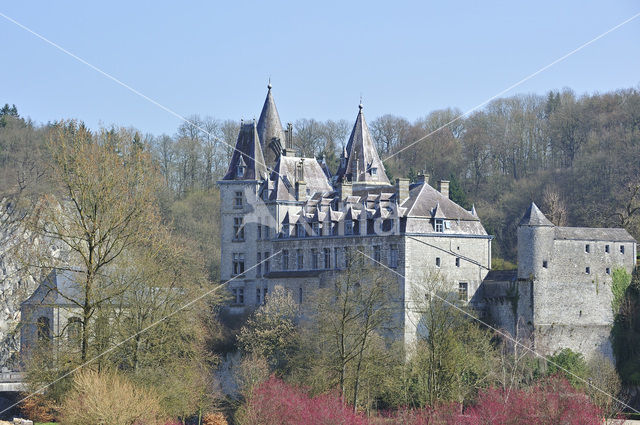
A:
[[239, 376, 368, 425], [462, 377, 602, 425]]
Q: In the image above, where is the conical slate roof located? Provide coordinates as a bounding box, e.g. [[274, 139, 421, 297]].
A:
[[335, 104, 390, 186], [519, 202, 554, 226], [257, 83, 286, 168], [223, 121, 267, 181]]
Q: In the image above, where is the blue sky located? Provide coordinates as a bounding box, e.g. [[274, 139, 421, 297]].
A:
[[1, 1, 639, 136]]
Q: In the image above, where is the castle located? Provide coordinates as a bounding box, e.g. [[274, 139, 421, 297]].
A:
[[217, 83, 637, 359]]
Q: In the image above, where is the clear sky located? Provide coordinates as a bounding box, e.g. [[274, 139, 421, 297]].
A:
[[1, 1, 639, 136]]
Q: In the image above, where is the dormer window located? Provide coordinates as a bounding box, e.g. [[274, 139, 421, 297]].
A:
[[370, 167, 378, 175], [296, 223, 306, 238], [345, 220, 354, 235], [282, 223, 290, 238], [237, 165, 245, 178], [312, 222, 320, 236], [434, 219, 444, 233]]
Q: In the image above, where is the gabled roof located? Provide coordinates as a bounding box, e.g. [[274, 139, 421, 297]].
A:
[[402, 183, 477, 221], [519, 202, 554, 227], [22, 269, 83, 307], [223, 122, 267, 181], [257, 83, 286, 167], [334, 104, 390, 185]]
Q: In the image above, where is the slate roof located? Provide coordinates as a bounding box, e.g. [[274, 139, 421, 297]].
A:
[[519, 202, 554, 227], [223, 122, 267, 181], [257, 83, 286, 167], [22, 269, 83, 307], [334, 104, 390, 185], [268, 156, 333, 201], [554, 227, 636, 242], [402, 183, 478, 221]]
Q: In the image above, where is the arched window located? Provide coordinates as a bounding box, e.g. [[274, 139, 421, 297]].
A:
[[36, 316, 50, 341], [67, 317, 82, 343]]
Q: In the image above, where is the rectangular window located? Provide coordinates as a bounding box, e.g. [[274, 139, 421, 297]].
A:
[[435, 257, 441, 267], [282, 250, 289, 270], [299, 287, 303, 304], [344, 246, 350, 268], [373, 245, 381, 263], [263, 286, 268, 301], [264, 252, 270, 273], [458, 282, 468, 302], [256, 287, 261, 306], [334, 247, 340, 269], [456, 257, 461, 267], [311, 248, 319, 269], [606, 268, 611, 275], [390, 244, 399, 268], [233, 217, 244, 241], [297, 249, 304, 270], [605, 245, 610, 253], [586, 267, 590, 274], [324, 248, 331, 269], [585, 244, 590, 253], [543, 260, 548, 268], [257, 219, 262, 240], [620, 245, 625, 254], [257, 252, 262, 276], [232, 253, 245, 275], [345, 220, 354, 235], [232, 287, 244, 305], [234, 191, 243, 208], [435, 219, 444, 233]]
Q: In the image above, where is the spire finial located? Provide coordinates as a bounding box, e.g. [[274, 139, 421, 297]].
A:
[[359, 94, 363, 111], [267, 77, 272, 90]]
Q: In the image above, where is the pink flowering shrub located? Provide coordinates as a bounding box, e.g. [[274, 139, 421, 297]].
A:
[[238, 376, 368, 425], [239, 376, 602, 425], [462, 377, 602, 425]]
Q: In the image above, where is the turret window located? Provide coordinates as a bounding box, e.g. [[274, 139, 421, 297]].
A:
[[234, 191, 243, 208], [232, 253, 245, 275], [233, 217, 245, 241]]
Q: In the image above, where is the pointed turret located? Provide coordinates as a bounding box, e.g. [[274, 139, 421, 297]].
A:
[[335, 103, 390, 186], [223, 121, 267, 181], [519, 202, 554, 227], [257, 82, 286, 168]]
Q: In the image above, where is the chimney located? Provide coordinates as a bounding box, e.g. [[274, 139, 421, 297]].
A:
[[437, 180, 450, 198], [295, 159, 307, 200], [416, 170, 429, 185], [339, 179, 352, 201], [283, 123, 294, 156], [395, 178, 409, 204]]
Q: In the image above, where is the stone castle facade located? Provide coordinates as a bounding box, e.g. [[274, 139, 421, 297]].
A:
[[218, 84, 637, 359]]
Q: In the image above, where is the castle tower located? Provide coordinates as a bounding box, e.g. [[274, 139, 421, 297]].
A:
[[219, 122, 267, 304], [517, 202, 555, 280], [257, 82, 286, 169], [334, 103, 390, 188]]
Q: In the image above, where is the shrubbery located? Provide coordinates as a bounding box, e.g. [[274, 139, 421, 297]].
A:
[[59, 369, 166, 425], [239, 376, 603, 425]]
